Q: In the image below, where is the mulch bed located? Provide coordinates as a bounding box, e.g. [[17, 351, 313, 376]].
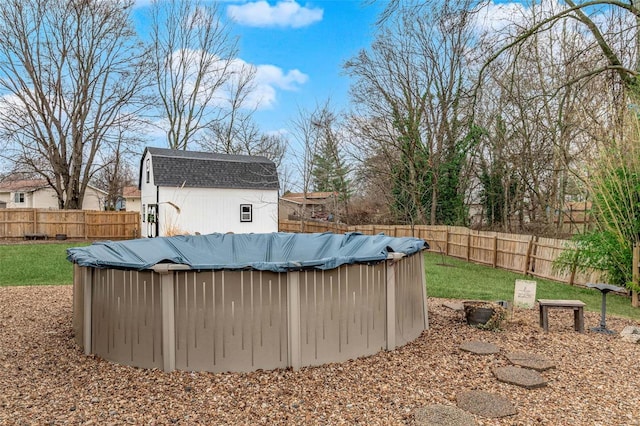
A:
[[1, 285, 639, 425]]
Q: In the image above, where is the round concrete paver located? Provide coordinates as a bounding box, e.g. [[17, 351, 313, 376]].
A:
[[459, 341, 500, 355], [456, 390, 516, 418], [505, 352, 555, 371], [493, 366, 547, 389], [413, 405, 477, 426]]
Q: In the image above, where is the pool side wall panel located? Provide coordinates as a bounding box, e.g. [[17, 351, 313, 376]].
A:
[[174, 270, 289, 373], [395, 252, 428, 346], [90, 269, 163, 369], [298, 263, 387, 367], [72, 251, 428, 373]]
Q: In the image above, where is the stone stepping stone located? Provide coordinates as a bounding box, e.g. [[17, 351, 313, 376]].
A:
[[413, 405, 477, 426], [460, 341, 500, 355], [505, 352, 555, 371], [456, 390, 516, 418], [442, 301, 464, 311], [493, 366, 547, 389]]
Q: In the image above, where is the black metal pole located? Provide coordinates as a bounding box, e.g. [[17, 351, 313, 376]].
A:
[[599, 291, 607, 329]]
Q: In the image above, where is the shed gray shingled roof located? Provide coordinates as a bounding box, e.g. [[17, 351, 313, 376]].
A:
[[143, 147, 279, 190]]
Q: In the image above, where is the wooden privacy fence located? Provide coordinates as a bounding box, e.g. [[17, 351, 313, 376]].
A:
[[0, 209, 139, 240], [279, 219, 603, 287]]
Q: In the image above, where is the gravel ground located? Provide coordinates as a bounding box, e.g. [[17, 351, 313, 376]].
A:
[[1, 285, 640, 425]]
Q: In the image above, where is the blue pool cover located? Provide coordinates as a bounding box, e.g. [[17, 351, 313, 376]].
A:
[[67, 232, 428, 272]]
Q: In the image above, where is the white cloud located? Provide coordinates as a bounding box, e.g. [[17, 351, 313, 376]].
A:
[[473, 1, 527, 34], [240, 62, 308, 109], [163, 50, 308, 111], [255, 64, 308, 90], [227, 1, 323, 28]]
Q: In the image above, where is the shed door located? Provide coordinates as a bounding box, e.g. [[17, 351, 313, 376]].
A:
[[147, 204, 158, 238]]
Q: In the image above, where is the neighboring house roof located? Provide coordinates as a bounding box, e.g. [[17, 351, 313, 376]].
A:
[[0, 179, 49, 193], [280, 192, 337, 205], [141, 147, 279, 190], [122, 186, 141, 198], [0, 179, 107, 195]]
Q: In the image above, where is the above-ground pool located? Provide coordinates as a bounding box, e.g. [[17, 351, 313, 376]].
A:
[[68, 232, 429, 373]]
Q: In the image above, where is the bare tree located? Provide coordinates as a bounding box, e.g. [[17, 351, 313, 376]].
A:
[[477, 0, 640, 95], [310, 107, 352, 223], [471, 1, 638, 234], [345, 0, 478, 226], [93, 148, 137, 211], [0, 0, 147, 209], [201, 108, 287, 168], [287, 104, 330, 228], [149, 0, 241, 150]]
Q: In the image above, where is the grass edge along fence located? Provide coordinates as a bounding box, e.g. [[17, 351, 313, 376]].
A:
[[0, 208, 139, 240], [279, 219, 603, 288]]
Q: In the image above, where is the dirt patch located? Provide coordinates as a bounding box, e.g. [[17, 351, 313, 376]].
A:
[[1, 286, 639, 425]]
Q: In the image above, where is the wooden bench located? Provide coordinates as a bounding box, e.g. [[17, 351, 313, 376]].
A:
[[24, 233, 48, 240], [538, 299, 585, 333]]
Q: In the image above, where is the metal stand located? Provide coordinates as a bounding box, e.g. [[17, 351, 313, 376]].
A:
[[587, 283, 625, 334]]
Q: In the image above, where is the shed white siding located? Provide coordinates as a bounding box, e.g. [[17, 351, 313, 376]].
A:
[[157, 186, 278, 235]]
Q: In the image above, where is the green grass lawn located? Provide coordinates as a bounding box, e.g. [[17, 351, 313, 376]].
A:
[[1, 243, 638, 321], [425, 251, 640, 321], [0, 242, 90, 286]]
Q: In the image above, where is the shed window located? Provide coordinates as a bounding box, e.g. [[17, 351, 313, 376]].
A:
[[240, 204, 252, 222], [14, 192, 25, 203], [146, 159, 150, 184]]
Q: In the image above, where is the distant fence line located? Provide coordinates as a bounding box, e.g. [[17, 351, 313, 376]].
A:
[[0, 211, 601, 286], [278, 219, 602, 287], [0, 208, 139, 240]]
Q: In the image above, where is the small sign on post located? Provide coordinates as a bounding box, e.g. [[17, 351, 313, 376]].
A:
[[514, 280, 537, 309]]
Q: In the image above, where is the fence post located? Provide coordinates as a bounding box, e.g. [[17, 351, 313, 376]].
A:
[[32, 208, 37, 235], [568, 248, 579, 286], [444, 228, 449, 256], [523, 236, 534, 275], [633, 242, 639, 308], [84, 211, 88, 239], [492, 235, 498, 268], [466, 230, 471, 261]]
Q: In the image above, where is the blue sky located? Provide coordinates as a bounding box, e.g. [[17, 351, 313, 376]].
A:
[[133, 0, 383, 137]]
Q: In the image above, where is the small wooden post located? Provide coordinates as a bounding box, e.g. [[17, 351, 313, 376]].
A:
[[466, 230, 471, 261], [633, 242, 639, 307]]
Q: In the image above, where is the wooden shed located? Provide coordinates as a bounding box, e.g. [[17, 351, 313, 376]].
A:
[[139, 147, 279, 237]]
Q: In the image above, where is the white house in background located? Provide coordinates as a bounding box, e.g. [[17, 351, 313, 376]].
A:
[[121, 186, 141, 212], [139, 147, 280, 237], [0, 179, 107, 210]]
